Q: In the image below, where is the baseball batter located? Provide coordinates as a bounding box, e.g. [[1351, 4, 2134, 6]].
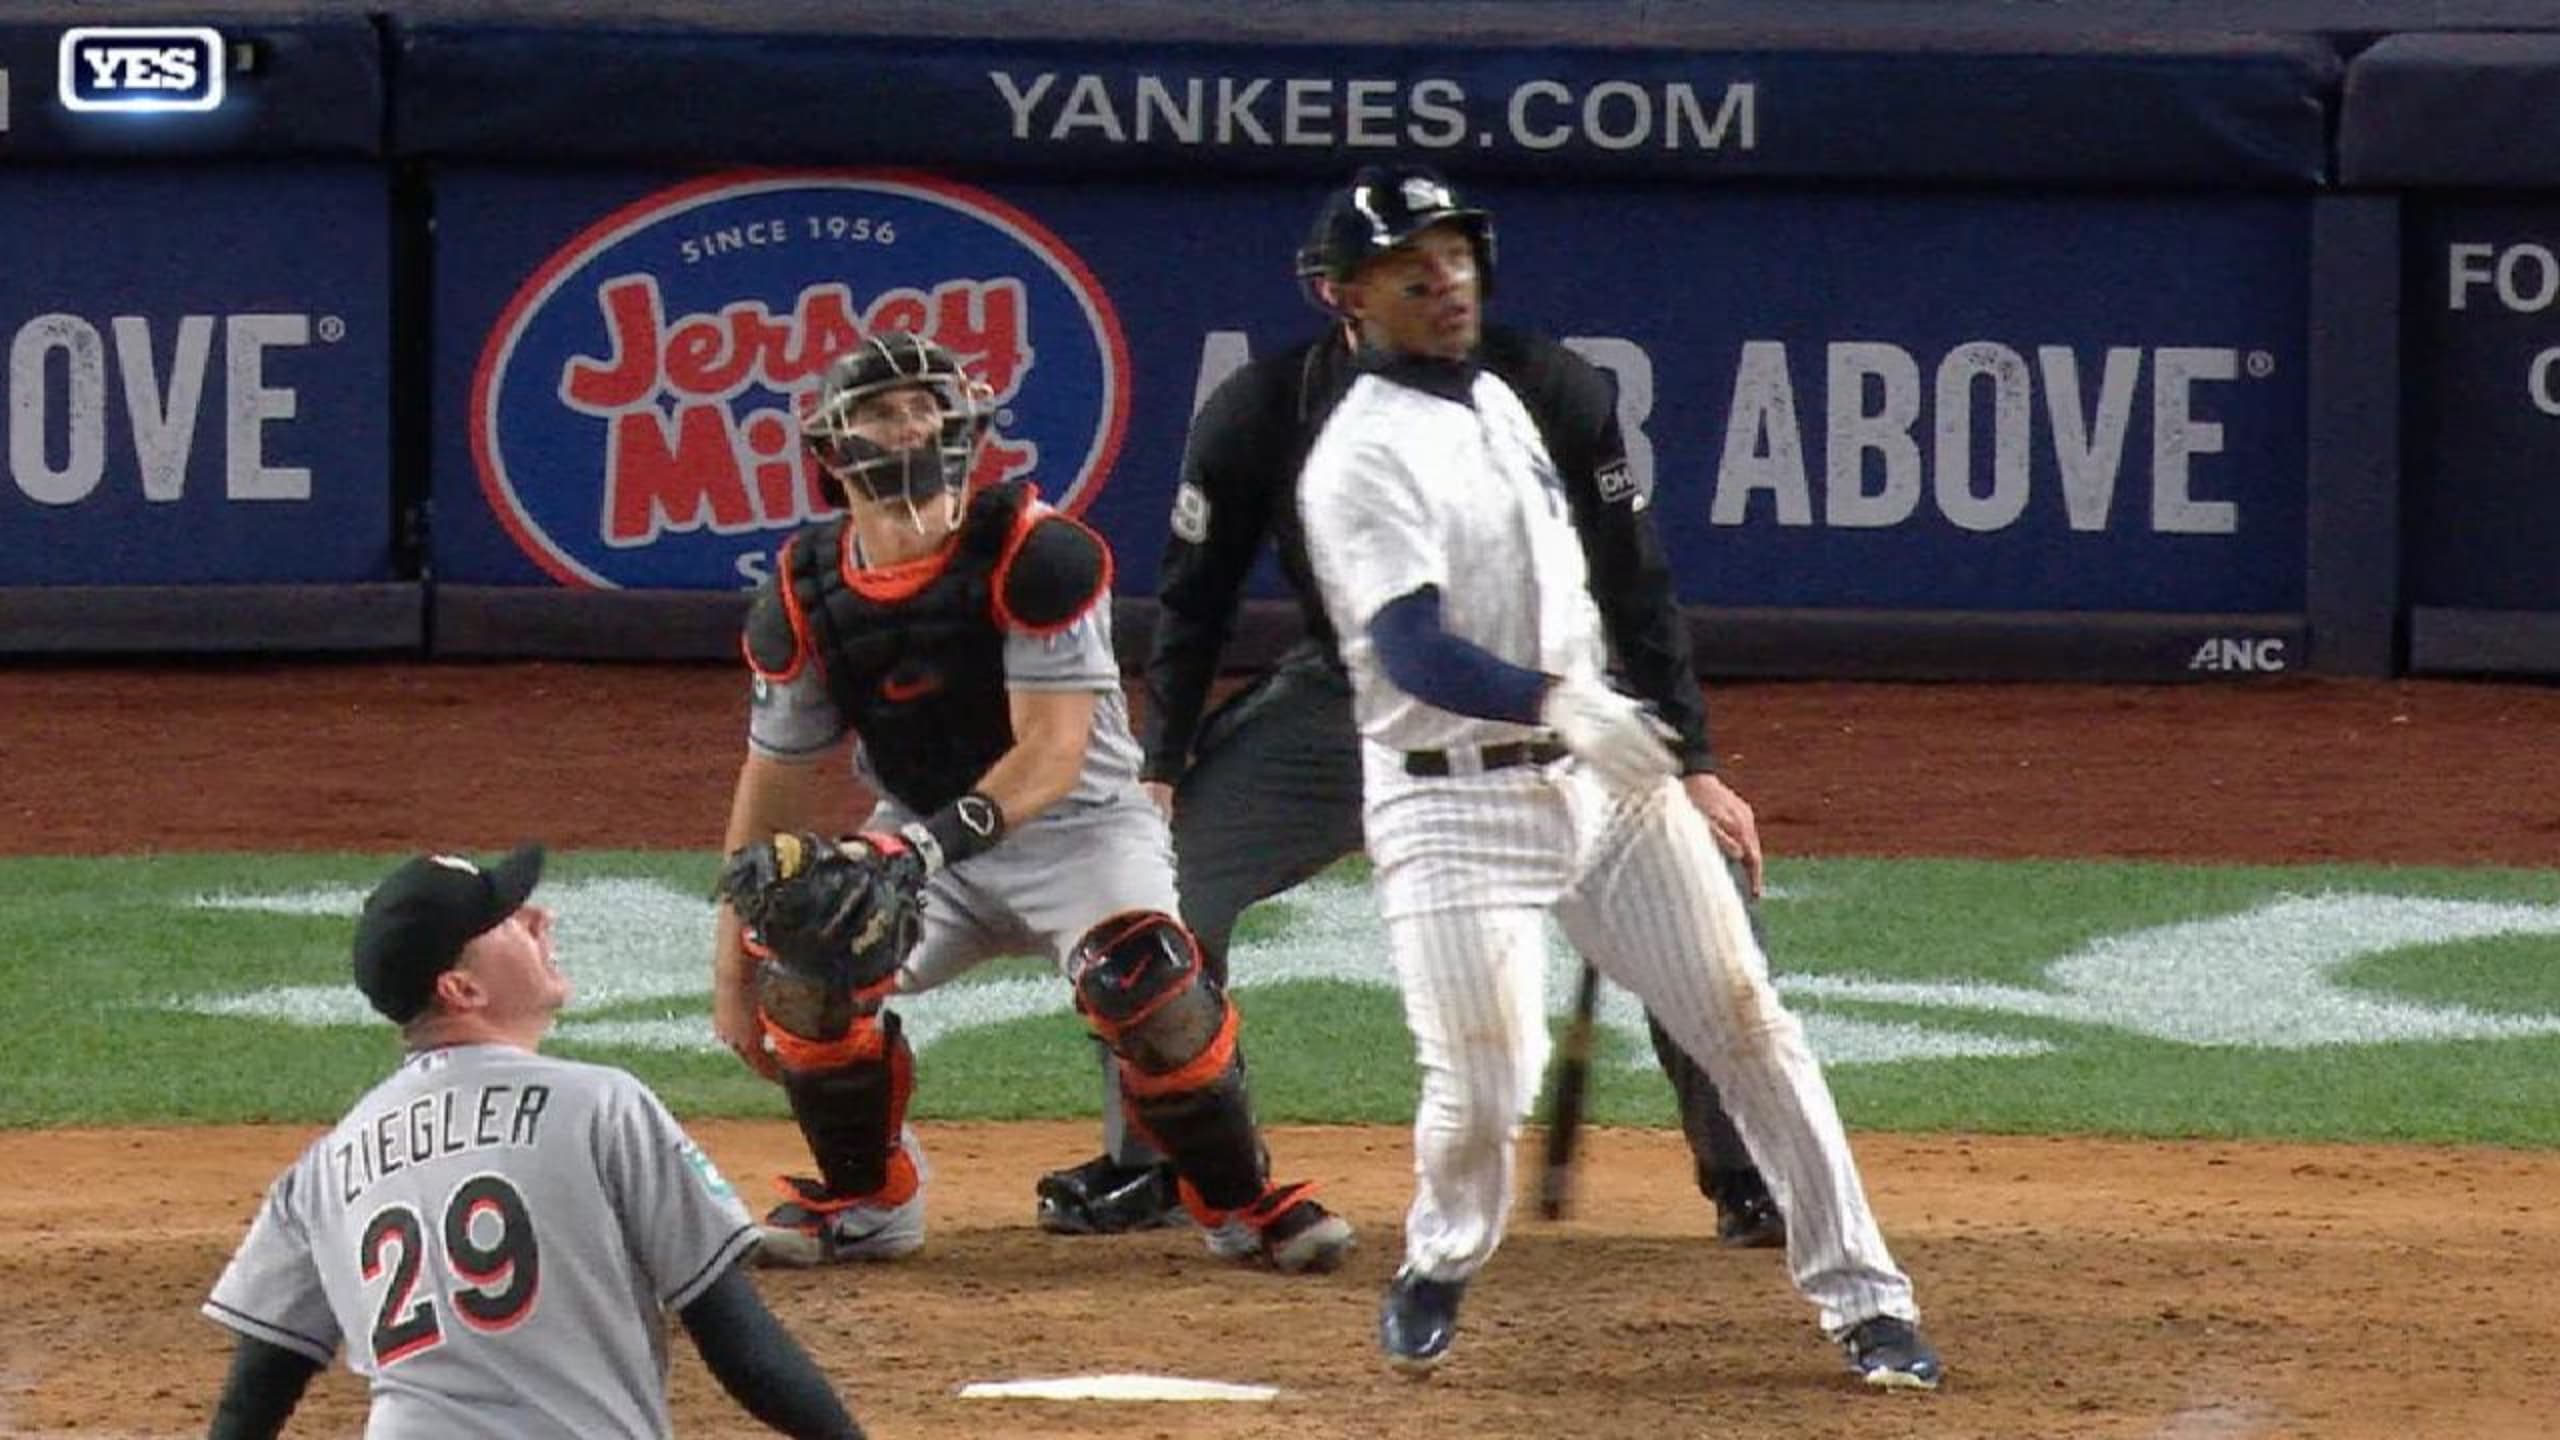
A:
[[201, 844, 863, 1439], [1294, 167, 1945, 1390], [1082, 166, 1791, 1250], [708, 330, 1352, 1275]]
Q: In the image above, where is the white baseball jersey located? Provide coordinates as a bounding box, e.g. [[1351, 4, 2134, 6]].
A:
[[1301, 359, 1922, 1338], [1301, 366, 1605, 759], [203, 1044, 757, 1439]]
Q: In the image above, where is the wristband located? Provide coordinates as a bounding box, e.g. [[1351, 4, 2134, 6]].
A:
[[896, 790, 1007, 874]]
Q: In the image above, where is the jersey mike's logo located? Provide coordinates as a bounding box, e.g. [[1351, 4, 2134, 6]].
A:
[[59, 27, 226, 113], [471, 170, 1130, 589]]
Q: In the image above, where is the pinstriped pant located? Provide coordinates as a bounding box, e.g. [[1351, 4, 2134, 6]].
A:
[[1368, 752, 1919, 1337]]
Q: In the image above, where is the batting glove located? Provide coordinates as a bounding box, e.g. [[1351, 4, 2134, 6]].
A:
[[1540, 673, 1679, 794]]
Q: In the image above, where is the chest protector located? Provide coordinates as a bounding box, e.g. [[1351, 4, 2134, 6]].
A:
[[748, 482, 1107, 816]]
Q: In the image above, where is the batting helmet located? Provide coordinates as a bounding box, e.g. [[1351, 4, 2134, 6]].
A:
[[1294, 165, 1495, 311], [800, 330, 991, 516]]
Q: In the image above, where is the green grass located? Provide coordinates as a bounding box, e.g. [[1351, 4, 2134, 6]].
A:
[[6, 851, 2558, 1146]]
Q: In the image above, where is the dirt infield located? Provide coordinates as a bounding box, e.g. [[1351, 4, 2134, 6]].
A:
[[5, 663, 2558, 1439]]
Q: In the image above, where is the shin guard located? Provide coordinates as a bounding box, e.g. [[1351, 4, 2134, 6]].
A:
[[1069, 911, 1270, 1212], [765, 1007, 919, 1205]]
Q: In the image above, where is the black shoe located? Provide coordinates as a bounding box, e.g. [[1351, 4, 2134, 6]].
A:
[[1378, 1267, 1466, 1377], [1841, 1315, 1944, 1392], [1715, 1189, 1786, 1250], [1033, 1153, 1179, 1235]]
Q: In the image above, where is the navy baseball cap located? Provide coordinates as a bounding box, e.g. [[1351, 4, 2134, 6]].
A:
[[351, 843, 546, 1023]]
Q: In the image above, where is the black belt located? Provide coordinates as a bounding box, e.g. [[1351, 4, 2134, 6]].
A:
[[1402, 739, 1569, 778]]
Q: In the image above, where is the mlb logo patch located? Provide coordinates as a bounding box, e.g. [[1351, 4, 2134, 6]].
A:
[[58, 27, 226, 113]]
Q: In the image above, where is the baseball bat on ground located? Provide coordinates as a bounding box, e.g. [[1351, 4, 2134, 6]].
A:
[[1536, 962, 1605, 1220]]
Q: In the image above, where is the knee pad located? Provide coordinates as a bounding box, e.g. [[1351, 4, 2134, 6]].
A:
[[1068, 911, 1266, 1210], [768, 1009, 918, 1204], [1070, 910, 1232, 1076]]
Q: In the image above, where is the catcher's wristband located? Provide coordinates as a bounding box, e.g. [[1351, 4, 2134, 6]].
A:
[[896, 790, 1007, 874]]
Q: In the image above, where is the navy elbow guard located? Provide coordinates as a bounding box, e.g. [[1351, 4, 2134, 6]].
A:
[[897, 790, 1007, 873]]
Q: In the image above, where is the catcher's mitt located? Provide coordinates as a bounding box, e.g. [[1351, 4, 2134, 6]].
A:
[[717, 832, 924, 997]]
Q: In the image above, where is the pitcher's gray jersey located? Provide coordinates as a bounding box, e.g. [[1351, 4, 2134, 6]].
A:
[[203, 1044, 757, 1439]]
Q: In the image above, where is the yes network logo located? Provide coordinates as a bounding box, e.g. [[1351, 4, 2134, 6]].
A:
[[59, 27, 226, 113], [471, 170, 1131, 589]]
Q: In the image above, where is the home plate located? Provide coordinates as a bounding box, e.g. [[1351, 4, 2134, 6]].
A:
[[958, 1374, 1281, 1402]]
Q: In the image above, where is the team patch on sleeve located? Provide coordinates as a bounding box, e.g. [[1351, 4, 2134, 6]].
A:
[[996, 513, 1113, 634], [680, 1139, 736, 1199]]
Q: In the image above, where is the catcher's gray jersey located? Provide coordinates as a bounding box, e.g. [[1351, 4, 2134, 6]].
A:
[[203, 1044, 757, 1439]]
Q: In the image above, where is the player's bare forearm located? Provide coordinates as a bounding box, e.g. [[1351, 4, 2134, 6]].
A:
[[970, 686, 1098, 829]]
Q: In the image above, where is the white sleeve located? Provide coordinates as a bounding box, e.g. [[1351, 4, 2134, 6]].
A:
[[202, 1159, 342, 1366], [1300, 421, 1443, 637]]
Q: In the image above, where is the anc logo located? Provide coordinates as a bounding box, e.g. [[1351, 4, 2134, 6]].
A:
[[470, 170, 1131, 589]]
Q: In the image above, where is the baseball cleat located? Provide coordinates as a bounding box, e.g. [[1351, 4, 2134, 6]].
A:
[[755, 1133, 932, 1267], [1200, 1180, 1357, 1273], [1033, 1153, 1181, 1235], [1715, 1191, 1786, 1250], [1840, 1315, 1944, 1392], [1378, 1267, 1467, 1377], [755, 1181, 927, 1266], [1259, 1195, 1357, 1274]]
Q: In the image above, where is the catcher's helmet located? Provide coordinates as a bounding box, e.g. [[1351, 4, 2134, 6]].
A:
[[1294, 165, 1495, 311], [800, 330, 991, 517]]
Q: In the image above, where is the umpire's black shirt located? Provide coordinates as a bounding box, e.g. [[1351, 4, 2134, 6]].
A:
[[1141, 324, 1716, 782]]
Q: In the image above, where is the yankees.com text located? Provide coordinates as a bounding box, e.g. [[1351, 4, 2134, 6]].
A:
[[990, 72, 1754, 153]]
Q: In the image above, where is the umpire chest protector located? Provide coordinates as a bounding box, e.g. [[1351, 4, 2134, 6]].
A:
[[746, 481, 1110, 814]]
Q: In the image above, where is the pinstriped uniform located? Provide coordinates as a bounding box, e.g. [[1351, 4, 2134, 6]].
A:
[[1301, 362, 1920, 1338]]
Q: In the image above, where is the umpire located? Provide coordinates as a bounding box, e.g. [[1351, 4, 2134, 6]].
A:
[[1037, 164, 1786, 1249]]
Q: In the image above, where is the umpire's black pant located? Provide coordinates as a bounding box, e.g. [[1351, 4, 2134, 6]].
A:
[[1166, 641, 1763, 1197]]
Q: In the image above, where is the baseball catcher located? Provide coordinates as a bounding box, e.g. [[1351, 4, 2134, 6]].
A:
[[706, 326, 1354, 1276]]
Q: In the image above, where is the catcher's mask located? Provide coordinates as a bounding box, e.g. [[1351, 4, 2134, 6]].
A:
[[1293, 164, 1495, 316], [800, 330, 992, 531]]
